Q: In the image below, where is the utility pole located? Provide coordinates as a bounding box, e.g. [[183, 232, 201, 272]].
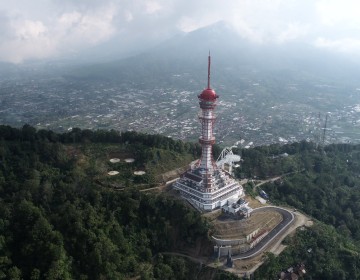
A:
[[322, 114, 328, 146]]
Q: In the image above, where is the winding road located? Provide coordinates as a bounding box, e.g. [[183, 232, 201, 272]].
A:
[[232, 206, 294, 260]]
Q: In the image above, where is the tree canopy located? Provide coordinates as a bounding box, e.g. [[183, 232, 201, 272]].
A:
[[0, 125, 217, 279]]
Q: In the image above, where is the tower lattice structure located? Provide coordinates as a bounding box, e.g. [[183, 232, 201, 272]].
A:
[[174, 54, 243, 211]]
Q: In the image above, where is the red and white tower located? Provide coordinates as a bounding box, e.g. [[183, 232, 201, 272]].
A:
[[174, 54, 243, 211], [197, 54, 218, 172]]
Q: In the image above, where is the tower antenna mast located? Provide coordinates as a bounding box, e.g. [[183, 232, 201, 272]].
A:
[[208, 51, 211, 89]]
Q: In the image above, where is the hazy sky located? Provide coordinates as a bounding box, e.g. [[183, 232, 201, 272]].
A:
[[1, 0, 360, 63]]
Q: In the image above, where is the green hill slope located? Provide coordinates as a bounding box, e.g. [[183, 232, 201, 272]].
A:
[[0, 125, 240, 279], [235, 141, 360, 279]]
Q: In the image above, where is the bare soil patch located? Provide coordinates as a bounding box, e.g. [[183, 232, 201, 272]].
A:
[[246, 195, 264, 209], [212, 211, 282, 239]]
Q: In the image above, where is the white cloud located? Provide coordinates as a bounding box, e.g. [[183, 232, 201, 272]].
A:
[[177, 15, 222, 33], [276, 23, 310, 44], [0, 3, 117, 63], [174, 0, 316, 44], [145, 1, 162, 14], [124, 11, 133, 22], [58, 11, 82, 28], [56, 6, 117, 45], [316, 0, 360, 27], [14, 19, 47, 40], [0, 0, 360, 63], [314, 37, 360, 53], [0, 18, 55, 63]]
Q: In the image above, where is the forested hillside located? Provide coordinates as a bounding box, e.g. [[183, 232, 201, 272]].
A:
[[3, 125, 360, 279], [237, 141, 360, 279], [0, 125, 236, 280]]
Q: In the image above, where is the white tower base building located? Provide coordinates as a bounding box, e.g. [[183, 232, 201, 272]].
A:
[[174, 163, 243, 211]]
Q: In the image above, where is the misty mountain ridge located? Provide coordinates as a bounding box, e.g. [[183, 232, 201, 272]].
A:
[[66, 21, 360, 89]]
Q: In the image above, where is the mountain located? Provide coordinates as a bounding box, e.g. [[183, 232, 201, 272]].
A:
[[67, 21, 360, 88]]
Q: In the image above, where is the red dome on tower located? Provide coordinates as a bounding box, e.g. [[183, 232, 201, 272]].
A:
[[199, 88, 218, 101]]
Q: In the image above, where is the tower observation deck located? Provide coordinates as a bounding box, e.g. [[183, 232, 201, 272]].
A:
[[173, 54, 243, 211]]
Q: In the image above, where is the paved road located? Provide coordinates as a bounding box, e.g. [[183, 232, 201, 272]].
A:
[[232, 206, 294, 260]]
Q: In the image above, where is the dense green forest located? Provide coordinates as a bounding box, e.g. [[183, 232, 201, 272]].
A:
[[0, 125, 236, 279], [3, 124, 360, 279], [237, 141, 360, 279]]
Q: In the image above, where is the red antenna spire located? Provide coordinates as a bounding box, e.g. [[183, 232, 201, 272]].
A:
[[207, 51, 211, 89]]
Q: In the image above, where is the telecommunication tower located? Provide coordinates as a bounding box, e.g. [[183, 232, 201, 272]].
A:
[[174, 54, 243, 211], [196, 53, 218, 185]]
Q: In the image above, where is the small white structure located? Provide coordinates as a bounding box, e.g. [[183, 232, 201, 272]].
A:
[[216, 147, 241, 175], [222, 198, 246, 213], [134, 171, 146, 175], [124, 158, 135, 163], [108, 171, 119, 176], [256, 196, 267, 204], [110, 158, 120, 163], [222, 198, 253, 217]]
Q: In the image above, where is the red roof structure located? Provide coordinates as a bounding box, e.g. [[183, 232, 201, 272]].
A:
[[199, 88, 218, 100]]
